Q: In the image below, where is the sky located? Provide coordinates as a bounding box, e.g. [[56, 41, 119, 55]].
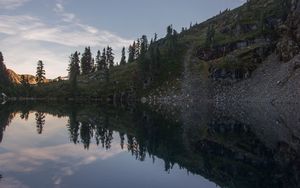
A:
[[0, 0, 246, 78]]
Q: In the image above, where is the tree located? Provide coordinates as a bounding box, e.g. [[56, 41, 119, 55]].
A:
[[120, 47, 126, 65], [166, 25, 173, 38], [68, 51, 80, 94], [140, 35, 148, 59], [96, 50, 101, 70], [128, 45, 135, 63], [154, 33, 158, 42], [91, 58, 95, 72], [81, 47, 93, 75], [135, 39, 141, 59], [106, 46, 114, 68], [0, 52, 10, 86], [36, 60, 46, 84], [98, 48, 107, 71]]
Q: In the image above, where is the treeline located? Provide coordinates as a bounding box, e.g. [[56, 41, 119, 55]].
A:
[[0, 52, 10, 90], [1, 24, 183, 98], [68, 24, 181, 91]]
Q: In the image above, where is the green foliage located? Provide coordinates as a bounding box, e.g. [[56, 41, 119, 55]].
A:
[[140, 35, 148, 58], [68, 51, 80, 95], [80, 47, 93, 75], [106, 46, 114, 68], [36, 60, 46, 84], [128, 45, 135, 63], [120, 47, 127, 65], [98, 48, 107, 70]]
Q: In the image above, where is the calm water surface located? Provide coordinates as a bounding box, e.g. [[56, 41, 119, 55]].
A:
[[0, 102, 299, 188]]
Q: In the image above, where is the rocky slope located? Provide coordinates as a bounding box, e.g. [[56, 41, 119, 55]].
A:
[[145, 0, 300, 105]]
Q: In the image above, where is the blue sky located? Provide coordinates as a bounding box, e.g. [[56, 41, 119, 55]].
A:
[[0, 0, 245, 78]]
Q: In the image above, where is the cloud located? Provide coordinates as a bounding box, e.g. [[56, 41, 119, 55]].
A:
[[0, 142, 125, 186], [0, 15, 132, 48], [0, 35, 67, 78], [0, 0, 30, 10], [54, 3, 77, 23], [0, 177, 30, 188], [0, 9, 132, 78]]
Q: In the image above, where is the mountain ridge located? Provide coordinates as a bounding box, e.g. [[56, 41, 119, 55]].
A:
[[7, 69, 51, 85]]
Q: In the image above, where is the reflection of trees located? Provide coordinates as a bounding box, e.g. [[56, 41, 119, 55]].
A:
[[67, 108, 114, 150], [0, 105, 14, 143], [1, 102, 300, 188], [35, 112, 45, 134], [80, 121, 94, 149], [20, 111, 29, 120], [67, 109, 80, 144], [65, 105, 300, 188]]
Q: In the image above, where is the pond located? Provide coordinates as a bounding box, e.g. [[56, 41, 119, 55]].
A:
[[0, 102, 299, 188]]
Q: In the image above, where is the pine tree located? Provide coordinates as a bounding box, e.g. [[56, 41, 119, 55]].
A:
[[0, 52, 10, 86], [81, 47, 93, 75], [96, 48, 109, 82], [68, 51, 80, 93], [135, 39, 141, 59], [96, 50, 101, 71], [99, 48, 107, 70], [128, 45, 135, 63], [140, 35, 148, 58], [106, 46, 114, 68], [166, 25, 173, 38], [120, 47, 126, 65], [91, 58, 95, 72], [154, 33, 158, 42], [36, 60, 46, 84]]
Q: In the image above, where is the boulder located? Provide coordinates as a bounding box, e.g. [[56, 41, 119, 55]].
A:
[[276, 35, 299, 62]]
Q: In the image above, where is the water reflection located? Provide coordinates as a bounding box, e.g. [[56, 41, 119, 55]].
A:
[[0, 102, 299, 188]]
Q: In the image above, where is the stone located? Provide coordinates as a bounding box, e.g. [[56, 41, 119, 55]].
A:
[[276, 36, 299, 62]]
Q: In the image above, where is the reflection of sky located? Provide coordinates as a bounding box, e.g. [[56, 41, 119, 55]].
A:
[[0, 113, 219, 188]]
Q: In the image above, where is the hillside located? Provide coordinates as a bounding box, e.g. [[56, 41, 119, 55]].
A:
[[7, 69, 51, 85], [6, 0, 300, 103], [147, 0, 300, 104]]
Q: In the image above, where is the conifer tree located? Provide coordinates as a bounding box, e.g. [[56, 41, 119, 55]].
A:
[[36, 60, 46, 84], [128, 45, 135, 63], [135, 39, 141, 59], [140, 35, 148, 58], [81, 47, 93, 75], [166, 25, 173, 38], [154, 33, 158, 42], [91, 58, 95, 72], [0, 52, 10, 86], [99, 48, 107, 70], [68, 51, 80, 92], [106, 46, 114, 68], [120, 47, 126, 65], [96, 50, 101, 71]]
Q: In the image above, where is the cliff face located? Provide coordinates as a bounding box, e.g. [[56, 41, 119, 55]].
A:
[[7, 69, 22, 84], [276, 0, 300, 61]]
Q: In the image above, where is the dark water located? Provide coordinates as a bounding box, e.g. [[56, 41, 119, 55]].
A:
[[0, 102, 299, 188]]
